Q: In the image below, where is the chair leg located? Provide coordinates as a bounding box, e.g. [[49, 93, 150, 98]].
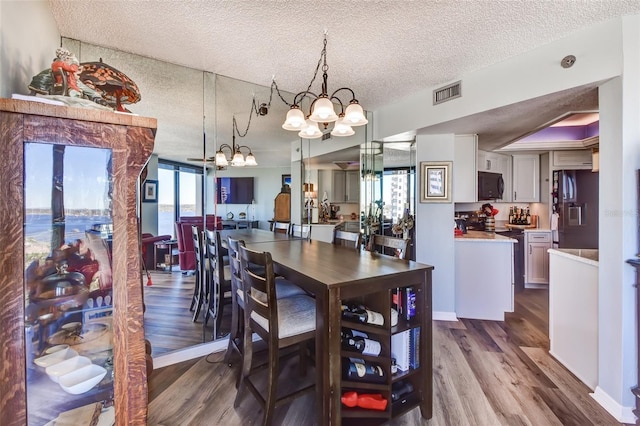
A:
[[234, 321, 253, 408], [189, 271, 199, 312], [192, 272, 204, 322], [215, 294, 225, 339], [263, 339, 279, 426], [224, 299, 240, 366], [298, 342, 308, 377]]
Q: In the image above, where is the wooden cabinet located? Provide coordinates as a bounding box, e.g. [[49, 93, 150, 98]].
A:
[[513, 154, 540, 202], [453, 134, 477, 202], [525, 231, 551, 286], [319, 170, 359, 204], [0, 99, 156, 425], [552, 149, 593, 169], [339, 279, 430, 423]]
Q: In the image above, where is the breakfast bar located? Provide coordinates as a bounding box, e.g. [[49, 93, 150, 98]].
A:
[[222, 229, 434, 425]]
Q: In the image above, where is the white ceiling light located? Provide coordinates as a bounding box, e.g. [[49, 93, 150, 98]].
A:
[[215, 115, 258, 167], [275, 32, 367, 139]]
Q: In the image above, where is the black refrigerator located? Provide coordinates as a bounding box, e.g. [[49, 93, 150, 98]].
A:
[[552, 169, 599, 249]]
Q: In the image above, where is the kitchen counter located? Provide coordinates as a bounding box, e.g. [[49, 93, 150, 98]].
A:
[[548, 248, 598, 266], [455, 230, 517, 243], [455, 231, 515, 320], [548, 248, 599, 390]]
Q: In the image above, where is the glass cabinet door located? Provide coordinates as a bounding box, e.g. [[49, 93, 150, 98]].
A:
[[24, 142, 115, 424]]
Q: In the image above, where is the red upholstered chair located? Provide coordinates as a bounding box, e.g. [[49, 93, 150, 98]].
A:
[[174, 216, 222, 272]]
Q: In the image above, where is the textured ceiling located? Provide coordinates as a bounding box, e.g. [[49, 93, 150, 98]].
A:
[[48, 0, 640, 164]]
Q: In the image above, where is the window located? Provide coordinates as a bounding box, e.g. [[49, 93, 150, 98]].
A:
[[158, 161, 203, 237]]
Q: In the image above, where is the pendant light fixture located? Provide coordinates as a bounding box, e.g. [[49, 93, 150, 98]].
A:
[[279, 32, 368, 139], [215, 115, 258, 167]]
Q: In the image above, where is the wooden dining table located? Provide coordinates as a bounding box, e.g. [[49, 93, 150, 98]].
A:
[[220, 229, 434, 425]]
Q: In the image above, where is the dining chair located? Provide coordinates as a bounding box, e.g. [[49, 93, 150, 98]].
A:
[[289, 223, 311, 239], [224, 236, 309, 371], [190, 225, 205, 322], [270, 221, 291, 234], [203, 229, 232, 340], [333, 229, 362, 250], [367, 234, 410, 259], [235, 245, 316, 426]]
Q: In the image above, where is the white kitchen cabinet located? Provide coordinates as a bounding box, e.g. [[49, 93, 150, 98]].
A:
[[345, 170, 359, 203], [478, 149, 512, 201], [512, 154, 540, 202], [453, 134, 477, 202], [552, 149, 593, 169], [525, 230, 551, 286]]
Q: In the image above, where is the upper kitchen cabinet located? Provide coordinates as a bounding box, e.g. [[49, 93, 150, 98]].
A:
[[477, 149, 512, 202], [318, 170, 359, 204], [552, 149, 593, 170], [512, 154, 540, 202], [453, 135, 478, 203]]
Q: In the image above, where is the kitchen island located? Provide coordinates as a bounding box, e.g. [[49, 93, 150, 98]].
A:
[[308, 220, 360, 243], [548, 248, 599, 390], [455, 231, 516, 320]]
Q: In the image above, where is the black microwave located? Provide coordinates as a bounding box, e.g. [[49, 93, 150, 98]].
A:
[[478, 171, 504, 200]]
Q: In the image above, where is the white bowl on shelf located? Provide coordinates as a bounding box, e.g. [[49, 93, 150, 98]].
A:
[[45, 355, 91, 383], [45, 344, 69, 354], [58, 364, 107, 394], [33, 348, 78, 368]]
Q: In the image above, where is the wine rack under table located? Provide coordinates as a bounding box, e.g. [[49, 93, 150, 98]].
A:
[[339, 281, 429, 424]]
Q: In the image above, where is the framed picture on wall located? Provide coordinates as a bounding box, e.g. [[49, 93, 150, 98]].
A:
[[282, 174, 291, 188], [420, 161, 452, 203], [143, 179, 158, 202]]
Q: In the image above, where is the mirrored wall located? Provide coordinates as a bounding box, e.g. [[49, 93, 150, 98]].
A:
[[60, 37, 383, 357]]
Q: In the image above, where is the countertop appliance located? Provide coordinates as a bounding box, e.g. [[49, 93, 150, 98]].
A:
[[496, 229, 524, 292], [553, 170, 599, 249], [478, 171, 504, 200], [455, 210, 486, 231]]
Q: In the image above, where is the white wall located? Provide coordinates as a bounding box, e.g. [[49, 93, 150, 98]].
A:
[[0, 0, 59, 98], [415, 134, 456, 317]]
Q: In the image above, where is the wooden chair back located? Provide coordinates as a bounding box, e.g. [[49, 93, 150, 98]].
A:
[[226, 236, 246, 309], [333, 229, 362, 250], [238, 245, 279, 340], [271, 221, 291, 234], [367, 234, 410, 259], [191, 225, 203, 277], [290, 224, 312, 239]]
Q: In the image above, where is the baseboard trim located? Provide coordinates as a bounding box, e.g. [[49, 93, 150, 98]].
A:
[[590, 386, 637, 424], [153, 339, 228, 369], [433, 311, 458, 321]]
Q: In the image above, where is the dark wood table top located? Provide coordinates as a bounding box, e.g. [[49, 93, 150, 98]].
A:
[[219, 228, 301, 245]]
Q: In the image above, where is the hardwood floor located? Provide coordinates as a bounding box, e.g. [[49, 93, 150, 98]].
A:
[[143, 271, 231, 356], [147, 289, 624, 425]]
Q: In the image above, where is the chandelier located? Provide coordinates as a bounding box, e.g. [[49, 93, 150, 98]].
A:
[[280, 33, 368, 139], [214, 115, 258, 167]]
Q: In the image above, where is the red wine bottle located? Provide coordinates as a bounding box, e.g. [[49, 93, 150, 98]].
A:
[[341, 328, 381, 356], [341, 304, 384, 326], [342, 357, 386, 384]]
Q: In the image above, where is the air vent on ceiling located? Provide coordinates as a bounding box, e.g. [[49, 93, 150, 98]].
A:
[[322, 132, 331, 141], [433, 81, 461, 105]]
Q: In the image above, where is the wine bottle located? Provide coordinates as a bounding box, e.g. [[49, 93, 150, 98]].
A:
[[342, 357, 386, 384], [526, 208, 532, 225], [341, 304, 384, 326], [508, 206, 514, 225], [341, 328, 381, 356], [391, 380, 414, 402]]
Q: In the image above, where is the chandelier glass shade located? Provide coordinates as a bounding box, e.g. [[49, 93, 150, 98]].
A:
[[281, 33, 368, 139]]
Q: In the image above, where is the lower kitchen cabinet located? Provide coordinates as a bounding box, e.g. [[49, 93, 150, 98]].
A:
[[524, 230, 552, 286], [455, 234, 515, 320]]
